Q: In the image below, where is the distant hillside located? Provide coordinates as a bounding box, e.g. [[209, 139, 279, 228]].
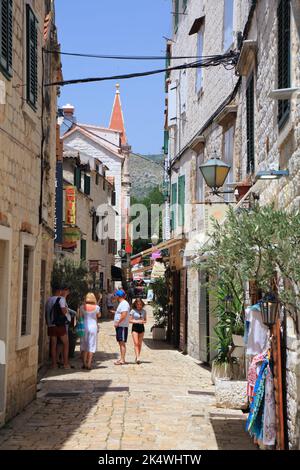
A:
[[129, 154, 164, 199]]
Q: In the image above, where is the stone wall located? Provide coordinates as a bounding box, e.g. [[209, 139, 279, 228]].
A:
[[0, 1, 58, 423]]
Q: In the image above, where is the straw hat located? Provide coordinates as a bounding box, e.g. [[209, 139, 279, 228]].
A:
[[85, 293, 97, 305]]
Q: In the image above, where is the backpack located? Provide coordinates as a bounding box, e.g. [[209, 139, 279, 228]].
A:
[[50, 297, 66, 327]]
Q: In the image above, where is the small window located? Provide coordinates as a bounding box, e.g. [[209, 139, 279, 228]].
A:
[[277, 0, 291, 128], [111, 190, 116, 206], [26, 5, 38, 108], [74, 167, 81, 190], [0, 0, 13, 78], [20, 244, 34, 337], [196, 28, 204, 93], [223, 0, 234, 51], [92, 213, 100, 242]]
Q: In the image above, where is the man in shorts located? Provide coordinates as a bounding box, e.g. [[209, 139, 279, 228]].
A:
[[45, 284, 70, 369], [113, 289, 130, 365]]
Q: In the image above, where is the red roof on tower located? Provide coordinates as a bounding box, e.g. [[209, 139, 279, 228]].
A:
[[109, 84, 127, 146]]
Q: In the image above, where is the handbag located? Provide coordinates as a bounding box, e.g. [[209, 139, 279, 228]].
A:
[[76, 317, 85, 338]]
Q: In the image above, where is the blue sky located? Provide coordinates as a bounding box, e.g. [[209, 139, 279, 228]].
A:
[[55, 0, 171, 155]]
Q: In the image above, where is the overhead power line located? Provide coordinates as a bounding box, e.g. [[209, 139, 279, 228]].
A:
[[44, 49, 236, 61], [45, 52, 239, 87]]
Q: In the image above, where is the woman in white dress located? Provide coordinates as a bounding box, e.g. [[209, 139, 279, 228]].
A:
[[79, 293, 101, 370]]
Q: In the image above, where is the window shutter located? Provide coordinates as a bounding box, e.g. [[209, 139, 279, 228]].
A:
[[84, 174, 91, 195], [171, 182, 177, 231], [178, 175, 185, 227], [0, 0, 13, 76], [246, 73, 255, 174], [168, 82, 177, 127], [183, 0, 188, 10], [26, 5, 38, 108], [111, 190, 116, 206], [163, 130, 169, 155], [277, 0, 291, 128], [80, 239, 87, 261], [74, 167, 81, 189]]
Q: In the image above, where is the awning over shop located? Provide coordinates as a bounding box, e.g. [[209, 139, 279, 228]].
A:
[[111, 265, 123, 281], [131, 236, 185, 261]]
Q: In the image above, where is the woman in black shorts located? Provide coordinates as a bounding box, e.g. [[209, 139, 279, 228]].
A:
[[129, 298, 147, 364]]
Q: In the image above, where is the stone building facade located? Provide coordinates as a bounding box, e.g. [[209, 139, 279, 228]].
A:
[[165, 0, 300, 448], [0, 0, 60, 424], [60, 145, 116, 308]]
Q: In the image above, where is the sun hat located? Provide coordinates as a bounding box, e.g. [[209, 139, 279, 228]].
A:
[[115, 289, 126, 298], [85, 293, 97, 304]]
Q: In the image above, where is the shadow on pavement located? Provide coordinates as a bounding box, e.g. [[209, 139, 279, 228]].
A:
[[143, 338, 176, 351], [210, 417, 256, 450]]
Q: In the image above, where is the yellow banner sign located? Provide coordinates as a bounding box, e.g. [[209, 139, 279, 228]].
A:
[[65, 186, 76, 225]]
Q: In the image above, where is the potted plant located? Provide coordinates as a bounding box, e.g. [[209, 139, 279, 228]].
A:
[[150, 278, 168, 340]]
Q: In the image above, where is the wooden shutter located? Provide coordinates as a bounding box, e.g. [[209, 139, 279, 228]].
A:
[[164, 130, 169, 155], [277, 0, 291, 128], [246, 73, 255, 174], [178, 175, 185, 227], [80, 239, 87, 261], [84, 174, 91, 195], [0, 0, 13, 76], [74, 167, 81, 189], [171, 182, 178, 231], [26, 5, 38, 108]]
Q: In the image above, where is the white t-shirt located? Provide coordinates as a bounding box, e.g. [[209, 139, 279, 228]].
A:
[[45, 296, 67, 327], [114, 300, 130, 327]]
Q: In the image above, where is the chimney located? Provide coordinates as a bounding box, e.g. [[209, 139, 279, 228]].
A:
[[61, 104, 76, 132]]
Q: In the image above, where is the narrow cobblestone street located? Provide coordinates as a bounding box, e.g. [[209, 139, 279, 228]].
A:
[[0, 307, 256, 451]]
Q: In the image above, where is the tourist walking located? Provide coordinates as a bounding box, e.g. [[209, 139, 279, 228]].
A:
[[113, 290, 131, 365], [130, 298, 147, 364], [45, 284, 70, 370], [79, 293, 101, 370]]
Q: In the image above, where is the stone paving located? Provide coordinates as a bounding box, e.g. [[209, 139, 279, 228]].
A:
[[0, 307, 256, 450]]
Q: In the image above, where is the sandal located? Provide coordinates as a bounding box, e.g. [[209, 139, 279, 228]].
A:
[[114, 360, 125, 366]]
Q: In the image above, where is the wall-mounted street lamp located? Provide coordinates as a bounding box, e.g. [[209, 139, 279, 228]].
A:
[[199, 152, 234, 197], [255, 170, 289, 181]]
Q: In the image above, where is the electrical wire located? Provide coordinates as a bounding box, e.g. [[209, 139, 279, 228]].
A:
[[45, 52, 239, 87], [44, 49, 237, 61]]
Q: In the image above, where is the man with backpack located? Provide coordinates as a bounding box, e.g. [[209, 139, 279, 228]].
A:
[[45, 284, 71, 370]]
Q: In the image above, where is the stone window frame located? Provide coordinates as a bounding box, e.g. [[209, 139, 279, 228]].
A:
[[0, 224, 12, 426], [16, 232, 36, 351]]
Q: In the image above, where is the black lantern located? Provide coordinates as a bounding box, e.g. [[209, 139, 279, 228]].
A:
[[199, 153, 231, 194], [261, 294, 279, 327]]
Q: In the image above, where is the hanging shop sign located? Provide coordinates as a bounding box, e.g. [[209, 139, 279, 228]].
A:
[[65, 186, 76, 225]]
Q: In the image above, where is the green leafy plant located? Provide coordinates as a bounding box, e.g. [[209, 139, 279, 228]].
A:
[[151, 277, 168, 329], [195, 204, 300, 363], [51, 259, 89, 310]]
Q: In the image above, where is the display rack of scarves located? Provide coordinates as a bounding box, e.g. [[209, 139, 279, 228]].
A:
[[246, 352, 276, 446]]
